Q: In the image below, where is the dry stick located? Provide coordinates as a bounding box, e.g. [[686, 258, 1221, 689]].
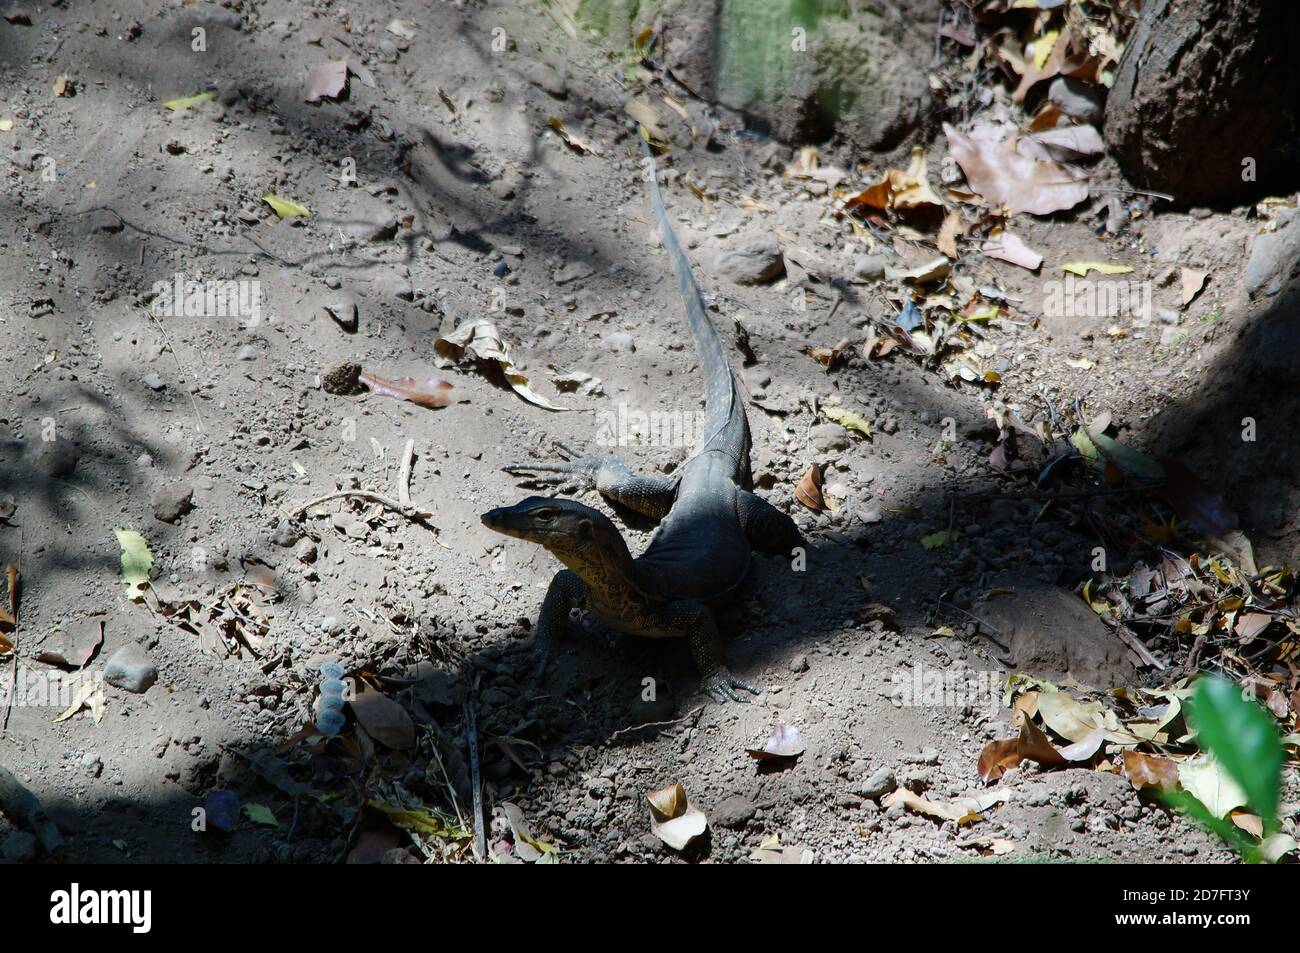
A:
[[608, 705, 706, 742], [2, 561, 19, 734], [398, 439, 415, 508], [287, 490, 432, 523], [463, 700, 487, 862], [148, 309, 206, 434]]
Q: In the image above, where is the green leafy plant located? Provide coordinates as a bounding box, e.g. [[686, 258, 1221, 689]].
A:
[[1165, 677, 1291, 863]]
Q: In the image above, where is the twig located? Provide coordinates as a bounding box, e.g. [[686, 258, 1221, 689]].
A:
[[398, 439, 415, 508], [286, 490, 433, 523], [607, 704, 705, 742], [1091, 186, 1175, 202], [1, 563, 19, 734], [463, 700, 487, 862], [147, 309, 206, 434]]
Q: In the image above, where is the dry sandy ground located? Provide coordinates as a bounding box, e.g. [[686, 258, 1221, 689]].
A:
[[1, 0, 1294, 863]]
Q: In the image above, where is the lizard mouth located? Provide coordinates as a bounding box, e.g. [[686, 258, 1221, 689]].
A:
[[481, 506, 545, 542]]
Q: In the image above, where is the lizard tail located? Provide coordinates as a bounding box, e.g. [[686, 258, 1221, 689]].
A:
[[641, 139, 750, 471]]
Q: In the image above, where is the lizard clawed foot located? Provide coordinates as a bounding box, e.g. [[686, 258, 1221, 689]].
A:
[[504, 441, 604, 488], [701, 669, 760, 704]]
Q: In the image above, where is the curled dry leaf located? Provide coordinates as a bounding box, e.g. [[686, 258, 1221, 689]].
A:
[[1021, 125, 1105, 163], [794, 463, 826, 512], [500, 802, 559, 862], [35, 620, 104, 669], [1122, 750, 1180, 792], [305, 60, 348, 102], [348, 680, 416, 750], [746, 723, 806, 761], [646, 782, 708, 851], [1181, 268, 1209, 306], [882, 787, 1008, 824], [435, 318, 566, 411], [944, 123, 1088, 215], [982, 230, 1043, 270], [547, 116, 601, 156], [357, 371, 453, 410], [977, 716, 1066, 781]]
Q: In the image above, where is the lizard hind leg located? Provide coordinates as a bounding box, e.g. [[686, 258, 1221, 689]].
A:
[[737, 490, 805, 556]]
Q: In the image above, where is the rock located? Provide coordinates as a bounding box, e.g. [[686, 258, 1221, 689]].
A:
[[1245, 208, 1300, 298], [810, 423, 849, 453], [715, 235, 785, 285], [789, 653, 809, 673], [602, 331, 636, 353], [490, 178, 516, 201], [1047, 76, 1104, 124], [1, 831, 38, 863], [712, 794, 756, 829], [152, 484, 194, 523], [104, 644, 158, 694], [142, 371, 165, 391], [853, 254, 887, 281], [293, 538, 318, 563], [236, 344, 258, 361], [269, 520, 301, 547], [858, 766, 897, 800], [975, 585, 1137, 689]]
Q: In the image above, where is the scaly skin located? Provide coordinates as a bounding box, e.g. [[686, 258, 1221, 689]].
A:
[[484, 145, 802, 704]]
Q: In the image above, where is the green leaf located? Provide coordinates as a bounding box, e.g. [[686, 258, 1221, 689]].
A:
[[921, 529, 958, 550], [242, 804, 280, 827], [1188, 677, 1282, 825], [262, 193, 310, 219], [367, 799, 471, 839], [161, 91, 216, 111], [113, 530, 152, 601], [1087, 430, 1165, 481]]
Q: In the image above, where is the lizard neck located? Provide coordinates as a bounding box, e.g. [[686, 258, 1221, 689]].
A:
[[548, 523, 647, 605]]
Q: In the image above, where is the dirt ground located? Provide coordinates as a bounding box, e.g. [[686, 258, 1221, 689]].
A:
[[0, 0, 1295, 864]]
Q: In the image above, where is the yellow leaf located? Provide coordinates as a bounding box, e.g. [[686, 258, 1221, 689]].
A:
[[1031, 30, 1059, 71], [922, 529, 959, 550], [823, 407, 873, 437], [162, 91, 216, 111], [1062, 261, 1134, 277], [262, 193, 310, 219], [114, 529, 153, 601], [0, 119, 13, 132]]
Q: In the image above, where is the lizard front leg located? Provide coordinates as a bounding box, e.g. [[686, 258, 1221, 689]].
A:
[[532, 569, 588, 673], [669, 600, 759, 704], [506, 442, 678, 519]]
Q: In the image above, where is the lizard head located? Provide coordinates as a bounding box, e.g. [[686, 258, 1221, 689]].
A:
[[482, 497, 633, 579]]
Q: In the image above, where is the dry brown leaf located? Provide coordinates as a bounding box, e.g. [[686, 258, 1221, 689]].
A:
[[937, 210, 962, 258], [977, 715, 1066, 781], [1121, 750, 1180, 792], [305, 60, 348, 102], [883, 787, 1008, 823], [546, 116, 601, 156], [34, 620, 103, 669], [794, 464, 826, 512], [983, 229, 1043, 270], [357, 371, 453, 410], [435, 318, 566, 411], [944, 123, 1089, 215], [1181, 268, 1209, 307], [647, 782, 707, 851], [746, 723, 805, 761], [349, 680, 416, 750]]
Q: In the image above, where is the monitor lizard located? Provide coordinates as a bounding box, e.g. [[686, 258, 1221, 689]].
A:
[[482, 142, 803, 703]]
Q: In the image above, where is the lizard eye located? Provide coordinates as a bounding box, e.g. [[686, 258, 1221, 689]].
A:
[[533, 508, 557, 523]]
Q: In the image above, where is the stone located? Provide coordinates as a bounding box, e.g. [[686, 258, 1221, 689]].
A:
[[554, 260, 594, 284], [152, 484, 194, 523], [1245, 208, 1300, 298], [858, 767, 897, 800], [853, 254, 887, 281], [1047, 76, 1104, 124], [712, 794, 757, 829], [810, 423, 849, 453], [975, 585, 1137, 689], [104, 644, 158, 694], [602, 331, 636, 353], [715, 235, 785, 285]]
